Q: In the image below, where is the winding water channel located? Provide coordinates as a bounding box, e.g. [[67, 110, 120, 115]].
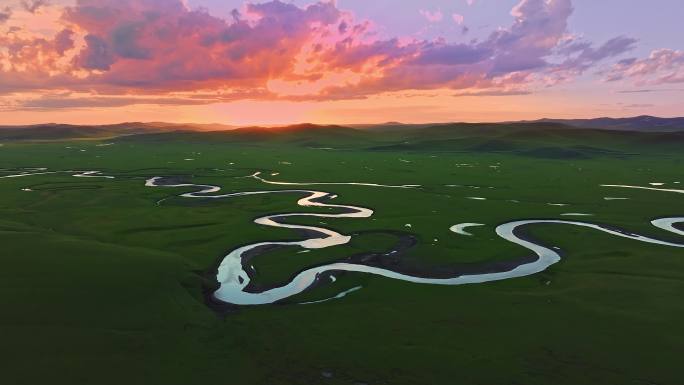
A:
[[144, 175, 684, 306], [4, 168, 683, 306]]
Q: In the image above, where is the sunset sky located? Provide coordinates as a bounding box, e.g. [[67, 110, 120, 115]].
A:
[[1, 0, 683, 125]]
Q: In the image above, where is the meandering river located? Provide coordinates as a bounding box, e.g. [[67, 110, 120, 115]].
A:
[[145, 175, 684, 306], [4, 168, 683, 306]]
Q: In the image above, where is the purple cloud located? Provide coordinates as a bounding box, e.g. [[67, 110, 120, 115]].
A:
[[0, 0, 656, 104], [411, 42, 492, 65], [420, 9, 444, 23], [487, 0, 574, 74], [77, 34, 116, 70], [0, 7, 11, 24], [546, 35, 638, 83], [605, 49, 684, 85], [21, 0, 49, 14], [54, 29, 75, 55]]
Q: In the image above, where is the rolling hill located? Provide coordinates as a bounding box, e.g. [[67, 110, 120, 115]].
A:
[[1, 117, 683, 159]]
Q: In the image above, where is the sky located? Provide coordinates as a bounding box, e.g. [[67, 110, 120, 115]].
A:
[[0, 0, 683, 125]]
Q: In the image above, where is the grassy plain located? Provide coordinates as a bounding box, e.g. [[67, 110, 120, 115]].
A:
[[1, 124, 683, 384]]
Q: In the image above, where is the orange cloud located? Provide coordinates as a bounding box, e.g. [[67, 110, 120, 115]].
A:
[[0, 0, 640, 110]]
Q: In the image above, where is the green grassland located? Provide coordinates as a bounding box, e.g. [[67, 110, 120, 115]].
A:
[[1, 123, 683, 385]]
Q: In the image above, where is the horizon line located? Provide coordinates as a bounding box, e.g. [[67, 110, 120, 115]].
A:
[[3, 115, 683, 129]]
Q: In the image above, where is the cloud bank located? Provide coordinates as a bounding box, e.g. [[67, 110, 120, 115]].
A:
[[605, 49, 684, 85], [0, 0, 656, 109]]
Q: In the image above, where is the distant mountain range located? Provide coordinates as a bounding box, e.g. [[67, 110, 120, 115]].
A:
[[532, 115, 684, 132], [2, 119, 683, 159], [354, 116, 684, 132], [0, 122, 239, 141], [1, 116, 683, 142]]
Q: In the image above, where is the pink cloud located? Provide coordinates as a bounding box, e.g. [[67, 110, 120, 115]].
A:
[[419, 9, 443, 23], [452, 13, 464, 25], [604, 49, 684, 85], [0, 0, 645, 107]]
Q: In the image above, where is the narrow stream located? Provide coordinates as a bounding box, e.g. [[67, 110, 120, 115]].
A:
[[3, 168, 682, 306], [145, 176, 684, 306]]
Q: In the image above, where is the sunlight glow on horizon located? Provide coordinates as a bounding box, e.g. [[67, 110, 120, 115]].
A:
[[0, 0, 683, 125], [4, 89, 681, 126]]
